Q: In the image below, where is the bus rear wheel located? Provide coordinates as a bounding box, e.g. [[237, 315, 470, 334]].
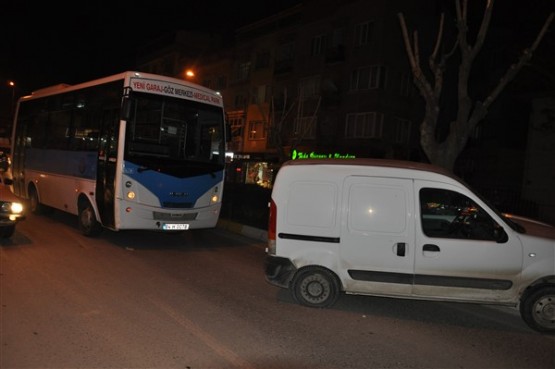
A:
[[78, 200, 102, 237]]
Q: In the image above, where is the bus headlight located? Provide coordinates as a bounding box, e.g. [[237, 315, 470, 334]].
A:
[[127, 191, 136, 200], [211, 194, 219, 203]]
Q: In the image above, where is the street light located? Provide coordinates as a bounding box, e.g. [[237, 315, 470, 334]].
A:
[[8, 81, 15, 118]]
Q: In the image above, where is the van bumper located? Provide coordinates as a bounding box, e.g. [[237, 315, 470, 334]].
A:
[[264, 256, 297, 288]]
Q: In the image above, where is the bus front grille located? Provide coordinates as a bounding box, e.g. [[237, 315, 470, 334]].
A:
[[153, 212, 197, 221]]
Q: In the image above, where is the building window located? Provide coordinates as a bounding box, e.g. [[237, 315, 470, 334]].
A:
[[276, 42, 294, 63], [400, 72, 413, 97], [350, 65, 386, 90], [233, 61, 251, 82], [228, 116, 244, 140], [234, 94, 247, 109], [203, 79, 212, 89], [248, 120, 266, 140], [255, 51, 271, 69], [216, 75, 227, 90], [251, 85, 271, 104], [326, 28, 345, 63], [355, 21, 374, 47], [345, 112, 384, 138], [299, 76, 321, 99], [294, 116, 317, 139], [310, 35, 325, 56], [393, 117, 411, 144], [275, 42, 295, 73], [245, 162, 274, 188]]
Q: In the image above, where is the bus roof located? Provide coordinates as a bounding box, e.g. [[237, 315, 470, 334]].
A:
[[22, 71, 223, 107]]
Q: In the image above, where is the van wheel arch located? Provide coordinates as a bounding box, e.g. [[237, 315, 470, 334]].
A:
[[519, 284, 555, 334], [291, 266, 341, 308]]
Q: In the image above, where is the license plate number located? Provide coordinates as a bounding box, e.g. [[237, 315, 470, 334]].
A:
[[162, 223, 189, 230]]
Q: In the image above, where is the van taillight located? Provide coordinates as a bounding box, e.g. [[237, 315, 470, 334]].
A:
[[267, 199, 277, 254]]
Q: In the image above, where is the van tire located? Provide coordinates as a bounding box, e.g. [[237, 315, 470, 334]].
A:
[[291, 267, 340, 308], [520, 286, 555, 333]]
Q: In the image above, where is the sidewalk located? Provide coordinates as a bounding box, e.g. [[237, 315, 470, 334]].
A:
[[216, 218, 268, 242]]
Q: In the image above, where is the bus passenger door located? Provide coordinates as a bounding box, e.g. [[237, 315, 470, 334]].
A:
[[96, 108, 119, 229]]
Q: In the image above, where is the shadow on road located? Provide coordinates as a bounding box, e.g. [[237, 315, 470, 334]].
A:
[[274, 287, 534, 335]]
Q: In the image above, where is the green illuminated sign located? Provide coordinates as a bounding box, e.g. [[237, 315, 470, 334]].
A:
[[291, 149, 356, 160]]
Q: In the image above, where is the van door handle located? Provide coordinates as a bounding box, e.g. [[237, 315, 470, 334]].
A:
[[396, 242, 406, 256], [423, 244, 440, 252]]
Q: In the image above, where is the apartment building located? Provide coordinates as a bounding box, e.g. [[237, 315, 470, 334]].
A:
[[137, 0, 434, 185], [136, 0, 554, 224]]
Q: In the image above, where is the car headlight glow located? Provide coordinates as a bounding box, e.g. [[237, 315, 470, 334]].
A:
[[11, 202, 23, 214]]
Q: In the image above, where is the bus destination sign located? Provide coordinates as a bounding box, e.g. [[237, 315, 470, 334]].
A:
[[130, 78, 222, 106]]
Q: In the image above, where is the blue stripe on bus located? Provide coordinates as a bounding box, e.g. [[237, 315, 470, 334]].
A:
[[26, 149, 97, 179], [123, 161, 223, 206]]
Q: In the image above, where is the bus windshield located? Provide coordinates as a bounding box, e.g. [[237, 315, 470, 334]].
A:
[[125, 91, 225, 176]]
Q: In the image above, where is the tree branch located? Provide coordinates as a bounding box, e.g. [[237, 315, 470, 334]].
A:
[[470, 0, 494, 61], [482, 12, 554, 110]]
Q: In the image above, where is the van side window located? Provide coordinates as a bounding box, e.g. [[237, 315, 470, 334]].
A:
[[419, 188, 501, 241]]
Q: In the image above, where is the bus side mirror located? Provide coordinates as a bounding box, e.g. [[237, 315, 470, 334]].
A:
[[121, 97, 132, 121]]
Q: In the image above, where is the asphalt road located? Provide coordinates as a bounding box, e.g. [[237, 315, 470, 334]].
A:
[[1, 211, 554, 369]]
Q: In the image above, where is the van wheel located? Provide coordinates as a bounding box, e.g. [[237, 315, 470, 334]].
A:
[[520, 286, 555, 333], [291, 267, 340, 308], [78, 200, 102, 237]]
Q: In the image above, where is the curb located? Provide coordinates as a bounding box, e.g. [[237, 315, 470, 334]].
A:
[[216, 218, 268, 242]]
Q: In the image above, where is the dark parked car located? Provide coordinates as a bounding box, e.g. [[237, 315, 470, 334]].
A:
[[0, 156, 25, 238]]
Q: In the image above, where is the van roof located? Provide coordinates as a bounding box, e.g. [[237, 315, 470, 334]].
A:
[[282, 158, 456, 179]]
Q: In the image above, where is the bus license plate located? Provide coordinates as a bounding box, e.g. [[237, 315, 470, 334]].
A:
[[163, 223, 189, 230]]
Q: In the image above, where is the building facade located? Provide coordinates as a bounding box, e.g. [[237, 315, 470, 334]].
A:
[[136, 0, 555, 225]]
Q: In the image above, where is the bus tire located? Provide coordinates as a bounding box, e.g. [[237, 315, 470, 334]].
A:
[[78, 200, 102, 237], [28, 185, 52, 215]]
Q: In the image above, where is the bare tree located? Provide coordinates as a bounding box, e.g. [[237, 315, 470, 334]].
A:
[[398, 0, 554, 171], [258, 88, 321, 163]]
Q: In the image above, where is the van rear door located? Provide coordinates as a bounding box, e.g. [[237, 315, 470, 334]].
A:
[[340, 176, 415, 296]]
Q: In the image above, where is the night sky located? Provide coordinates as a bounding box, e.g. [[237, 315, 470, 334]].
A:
[[2, 2, 301, 96], [1, 0, 553, 125]]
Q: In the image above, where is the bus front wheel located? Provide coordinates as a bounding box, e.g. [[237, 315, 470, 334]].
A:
[[78, 200, 102, 237], [28, 185, 52, 215]]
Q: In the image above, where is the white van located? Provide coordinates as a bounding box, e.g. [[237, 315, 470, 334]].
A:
[[265, 159, 555, 333]]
